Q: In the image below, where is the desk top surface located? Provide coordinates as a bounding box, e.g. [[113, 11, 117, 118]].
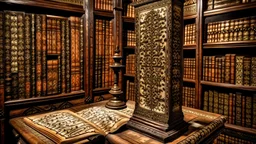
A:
[[10, 100, 226, 144]]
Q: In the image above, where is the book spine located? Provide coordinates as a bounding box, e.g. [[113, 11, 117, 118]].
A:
[[253, 94, 256, 128], [208, 90, 213, 112], [25, 14, 31, 99], [203, 91, 209, 111], [243, 17, 250, 41], [17, 12, 25, 99], [225, 54, 231, 83], [36, 15, 42, 97], [238, 19, 244, 41], [11, 12, 19, 100], [58, 56, 61, 94], [31, 14, 36, 97], [221, 57, 225, 83], [229, 20, 234, 41], [250, 57, 256, 86], [75, 17, 81, 91], [46, 60, 52, 95], [80, 16, 84, 90], [4, 12, 12, 101], [61, 20, 66, 93], [235, 92, 242, 126], [66, 19, 71, 93], [47, 18, 52, 54], [228, 93, 233, 123], [42, 15, 47, 96], [250, 16, 256, 41], [52, 19, 57, 54], [0, 12, 3, 86], [245, 95, 252, 128], [56, 19, 61, 54], [235, 56, 244, 85], [230, 54, 236, 84], [223, 93, 229, 120], [213, 90, 219, 114], [224, 20, 229, 42], [243, 57, 251, 86], [211, 56, 215, 82]]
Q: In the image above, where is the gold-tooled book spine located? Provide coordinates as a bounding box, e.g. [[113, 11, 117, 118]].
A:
[[213, 90, 219, 114], [238, 18, 243, 41], [230, 54, 236, 84], [36, 15, 42, 97], [11, 12, 19, 100], [213, 23, 217, 42], [229, 20, 235, 41], [53, 59, 59, 94], [223, 93, 229, 119], [207, 0, 213, 10], [207, 23, 212, 43], [211, 56, 215, 82], [221, 57, 225, 83], [243, 57, 251, 86], [241, 95, 245, 127], [52, 18, 57, 54], [225, 54, 231, 83], [224, 20, 229, 42], [253, 94, 256, 128], [250, 57, 256, 86], [57, 19, 61, 55], [4, 11, 12, 101], [47, 18, 52, 54], [17, 12, 25, 99], [208, 90, 213, 112], [58, 56, 61, 94], [245, 96, 252, 128], [47, 60, 52, 95], [233, 20, 239, 41], [249, 16, 256, 41], [220, 21, 225, 42], [75, 17, 81, 91], [215, 57, 218, 82], [235, 56, 244, 85], [243, 18, 250, 41], [235, 92, 242, 126], [66, 19, 71, 93], [70, 17, 76, 91], [232, 93, 236, 125], [208, 56, 212, 81], [0, 12, 4, 86], [228, 93, 233, 123], [203, 91, 209, 111], [42, 15, 47, 96], [25, 14, 31, 99], [80, 15, 84, 90], [31, 14, 36, 97], [61, 19, 66, 93]]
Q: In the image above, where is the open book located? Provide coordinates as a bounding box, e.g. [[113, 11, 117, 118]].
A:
[[23, 105, 134, 144]]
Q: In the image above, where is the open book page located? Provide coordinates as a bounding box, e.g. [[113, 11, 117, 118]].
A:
[[23, 110, 105, 144], [76, 105, 135, 135]]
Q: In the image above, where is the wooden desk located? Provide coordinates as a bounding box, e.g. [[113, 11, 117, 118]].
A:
[[9, 101, 226, 144]]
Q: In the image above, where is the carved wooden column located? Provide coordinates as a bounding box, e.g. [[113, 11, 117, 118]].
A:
[[83, 0, 94, 103], [126, 0, 187, 142], [105, 0, 127, 109]]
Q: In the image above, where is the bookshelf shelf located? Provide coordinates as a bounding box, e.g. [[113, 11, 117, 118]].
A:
[[4, 91, 85, 108], [203, 41, 256, 49], [183, 78, 196, 83], [93, 87, 111, 92], [184, 14, 197, 20], [183, 44, 196, 50], [0, 0, 84, 14], [201, 81, 256, 91], [204, 2, 256, 17], [123, 16, 135, 23], [225, 124, 256, 135], [124, 46, 136, 50], [124, 74, 135, 78], [94, 10, 114, 18]]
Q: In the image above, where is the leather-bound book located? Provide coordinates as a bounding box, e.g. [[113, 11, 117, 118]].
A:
[[235, 92, 242, 126], [230, 54, 236, 84], [245, 95, 252, 128], [235, 56, 244, 85], [229, 20, 235, 41], [250, 57, 256, 86], [243, 57, 251, 86], [225, 54, 231, 83], [243, 17, 250, 41]]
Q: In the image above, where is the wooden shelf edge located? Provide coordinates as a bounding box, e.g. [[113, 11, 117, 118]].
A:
[[93, 87, 111, 92], [124, 74, 135, 78], [94, 10, 114, 18], [124, 46, 136, 50], [183, 78, 196, 83], [201, 81, 256, 91], [204, 2, 256, 17], [122, 16, 135, 23], [183, 44, 196, 50], [1, 0, 84, 13], [4, 91, 85, 107], [184, 14, 197, 20], [203, 41, 256, 48], [225, 123, 256, 135]]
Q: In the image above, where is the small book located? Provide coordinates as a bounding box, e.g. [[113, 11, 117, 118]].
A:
[[23, 106, 134, 144]]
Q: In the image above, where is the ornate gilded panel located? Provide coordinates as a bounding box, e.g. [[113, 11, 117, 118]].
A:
[[133, 0, 183, 124]]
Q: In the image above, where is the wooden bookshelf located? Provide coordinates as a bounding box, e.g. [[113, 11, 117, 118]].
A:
[[203, 41, 256, 49], [124, 46, 136, 50], [225, 124, 256, 135], [201, 81, 256, 91], [123, 16, 135, 23], [94, 10, 114, 18], [183, 44, 196, 50], [204, 2, 256, 17], [124, 74, 135, 78], [183, 78, 196, 83], [184, 14, 197, 20]]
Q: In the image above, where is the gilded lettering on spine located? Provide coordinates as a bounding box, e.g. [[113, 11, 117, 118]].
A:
[[80, 16, 84, 90], [31, 14, 36, 97], [42, 15, 47, 96], [25, 14, 31, 98], [61, 20, 66, 93], [36, 15, 42, 97], [66, 19, 71, 93]]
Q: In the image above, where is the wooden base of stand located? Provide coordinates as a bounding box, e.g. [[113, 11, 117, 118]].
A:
[[126, 115, 189, 143]]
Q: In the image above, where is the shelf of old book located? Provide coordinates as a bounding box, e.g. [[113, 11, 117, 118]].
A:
[[183, 78, 196, 83], [201, 81, 256, 91], [124, 74, 135, 78], [184, 14, 197, 20], [123, 16, 135, 23], [94, 10, 114, 19], [4, 90, 85, 107], [203, 41, 256, 49], [0, 0, 84, 14], [183, 44, 196, 50], [225, 123, 256, 136], [93, 87, 112, 92], [204, 2, 256, 17]]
